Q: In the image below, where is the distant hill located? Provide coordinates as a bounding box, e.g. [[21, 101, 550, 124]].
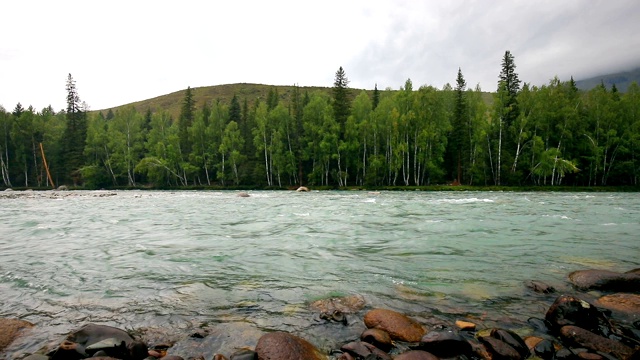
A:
[[96, 83, 494, 118], [96, 83, 336, 119], [575, 67, 640, 92]]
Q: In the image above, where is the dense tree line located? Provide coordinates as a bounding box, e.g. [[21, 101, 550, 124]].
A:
[[2, 55, 640, 189]]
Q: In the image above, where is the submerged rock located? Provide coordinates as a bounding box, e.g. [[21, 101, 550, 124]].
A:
[[363, 309, 425, 342], [525, 280, 556, 294], [0, 318, 34, 352], [569, 269, 640, 292], [595, 293, 640, 316], [254, 331, 326, 360]]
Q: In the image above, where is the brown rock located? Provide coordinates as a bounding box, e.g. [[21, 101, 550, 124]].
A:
[[360, 328, 392, 352], [595, 293, 640, 315], [455, 320, 476, 331], [626, 268, 640, 275], [341, 341, 391, 360], [569, 269, 640, 292], [559, 325, 634, 359], [255, 331, 326, 360], [524, 336, 543, 350], [577, 352, 603, 360], [0, 318, 34, 351], [363, 309, 425, 342], [394, 350, 439, 360], [479, 336, 521, 360]]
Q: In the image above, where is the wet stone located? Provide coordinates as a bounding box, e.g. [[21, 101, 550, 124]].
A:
[[254, 331, 326, 360], [525, 280, 556, 294], [479, 336, 521, 360], [394, 350, 439, 360], [545, 295, 613, 336], [419, 330, 472, 358], [363, 309, 425, 342], [559, 325, 634, 359], [360, 328, 392, 352]]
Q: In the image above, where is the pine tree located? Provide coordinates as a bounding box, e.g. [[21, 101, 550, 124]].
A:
[[61, 73, 87, 185], [178, 86, 195, 157], [229, 94, 241, 123], [498, 50, 521, 128], [333, 66, 351, 139], [447, 68, 467, 184], [372, 83, 380, 109]]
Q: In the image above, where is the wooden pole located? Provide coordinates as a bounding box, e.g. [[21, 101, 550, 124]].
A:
[[39, 142, 55, 188]]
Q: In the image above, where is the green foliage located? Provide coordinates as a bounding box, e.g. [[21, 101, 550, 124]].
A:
[[3, 65, 640, 190]]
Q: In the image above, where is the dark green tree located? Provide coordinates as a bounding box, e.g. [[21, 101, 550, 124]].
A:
[[61, 73, 87, 185], [372, 83, 380, 109], [446, 68, 468, 184], [178, 86, 196, 158], [229, 94, 241, 123], [332, 66, 351, 139]]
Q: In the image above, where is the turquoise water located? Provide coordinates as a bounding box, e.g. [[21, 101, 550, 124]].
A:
[[0, 190, 638, 355]]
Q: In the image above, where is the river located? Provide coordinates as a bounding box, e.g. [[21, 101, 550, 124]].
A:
[[0, 190, 638, 357]]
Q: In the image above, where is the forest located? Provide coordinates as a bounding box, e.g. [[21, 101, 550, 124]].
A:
[[1, 51, 639, 189]]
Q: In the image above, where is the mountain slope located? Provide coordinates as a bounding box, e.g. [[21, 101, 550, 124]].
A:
[[97, 83, 335, 119], [575, 67, 640, 92]]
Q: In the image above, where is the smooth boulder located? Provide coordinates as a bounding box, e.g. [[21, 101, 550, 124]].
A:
[[419, 330, 472, 358], [254, 331, 326, 360], [49, 323, 147, 360], [363, 309, 425, 342], [559, 325, 634, 359], [569, 269, 640, 292], [0, 318, 33, 352]]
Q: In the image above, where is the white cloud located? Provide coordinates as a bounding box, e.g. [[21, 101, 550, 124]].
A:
[[1, 0, 639, 111]]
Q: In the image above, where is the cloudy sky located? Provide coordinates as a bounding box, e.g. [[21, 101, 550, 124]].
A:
[[1, 0, 639, 112]]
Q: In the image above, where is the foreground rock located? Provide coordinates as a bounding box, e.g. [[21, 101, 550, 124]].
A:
[[559, 325, 635, 359], [0, 318, 33, 352], [419, 330, 472, 358], [48, 324, 147, 360], [569, 269, 640, 292], [545, 295, 614, 336], [363, 309, 425, 342], [254, 331, 326, 360]]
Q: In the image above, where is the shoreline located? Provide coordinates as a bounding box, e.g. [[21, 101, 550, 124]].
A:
[[2, 268, 639, 360]]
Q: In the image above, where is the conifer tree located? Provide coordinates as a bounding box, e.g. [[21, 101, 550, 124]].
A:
[[372, 83, 380, 109], [178, 86, 195, 157], [61, 73, 87, 185], [333, 66, 351, 139]]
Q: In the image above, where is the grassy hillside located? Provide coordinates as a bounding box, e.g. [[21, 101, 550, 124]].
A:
[[97, 83, 495, 118], [97, 83, 334, 119], [575, 67, 640, 92]]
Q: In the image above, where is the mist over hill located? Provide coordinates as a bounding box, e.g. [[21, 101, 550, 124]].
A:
[[575, 67, 640, 92]]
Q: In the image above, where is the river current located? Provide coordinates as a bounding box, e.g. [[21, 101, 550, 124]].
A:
[[0, 190, 638, 356]]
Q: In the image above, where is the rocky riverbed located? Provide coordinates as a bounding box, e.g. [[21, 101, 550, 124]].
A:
[[1, 267, 639, 360]]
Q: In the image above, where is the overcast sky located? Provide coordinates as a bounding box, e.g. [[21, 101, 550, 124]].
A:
[[1, 0, 639, 112]]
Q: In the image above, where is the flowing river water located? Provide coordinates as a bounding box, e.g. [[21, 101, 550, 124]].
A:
[[0, 190, 638, 357]]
